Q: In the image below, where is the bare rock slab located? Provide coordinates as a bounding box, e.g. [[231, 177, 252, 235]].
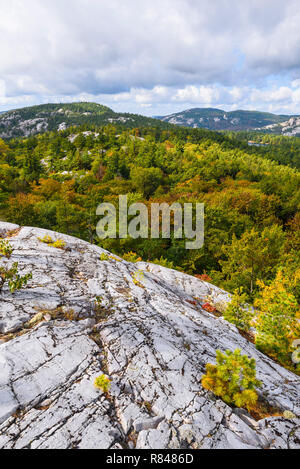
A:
[[0, 223, 299, 449]]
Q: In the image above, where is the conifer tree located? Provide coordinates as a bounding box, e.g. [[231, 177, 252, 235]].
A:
[[202, 349, 261, 411]]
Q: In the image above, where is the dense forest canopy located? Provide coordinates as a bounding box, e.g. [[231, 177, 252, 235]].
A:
[[226, 131, 300, 169], [0, 124, 299, 308]]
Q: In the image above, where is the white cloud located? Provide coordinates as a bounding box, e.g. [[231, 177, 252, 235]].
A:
[[0, 0, 300, 114], [0, 80, 5, 99], [250, 86, 293, 103], [1, 82, 300, 116], [173, 85, 220, 104], [241, 0, 300, 76], [134, 86, 170, 104], [292, 79, 300, 88]]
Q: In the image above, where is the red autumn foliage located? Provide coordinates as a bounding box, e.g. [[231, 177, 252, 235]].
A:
[[187, 300, 198, 307], [202, 303, 217, 313], [195, 274, 212, 282]]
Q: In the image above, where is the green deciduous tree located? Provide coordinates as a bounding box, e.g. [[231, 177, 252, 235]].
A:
[[224, 288, 254, 332], [220, 226, 286, 297], [130, 167, 163, 198], [255, 271, 300, 372]]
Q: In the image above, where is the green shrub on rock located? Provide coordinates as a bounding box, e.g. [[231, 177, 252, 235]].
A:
[[0, 240, 32, 294], [94, 375, 111, 393], [201, 349, 261, 412]]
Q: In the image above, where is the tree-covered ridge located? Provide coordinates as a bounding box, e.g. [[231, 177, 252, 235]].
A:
[[3, 102, 112, 118], [225, 131, 300, 169], [0, 102, 171, 139], [0, 124, 299, 308], [158, 107, 294, 131]]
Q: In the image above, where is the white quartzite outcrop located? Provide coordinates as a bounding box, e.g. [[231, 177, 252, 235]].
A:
[[0, 223, 299, 449]]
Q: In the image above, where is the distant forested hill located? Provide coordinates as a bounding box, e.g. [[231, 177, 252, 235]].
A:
[[157, 107, 300, 134], [0, 102, 171, 139]]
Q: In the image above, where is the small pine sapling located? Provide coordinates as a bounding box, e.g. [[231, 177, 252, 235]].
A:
[[201, 349, 262, 412]]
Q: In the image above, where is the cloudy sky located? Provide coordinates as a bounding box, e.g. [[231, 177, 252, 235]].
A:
[[0, 0, 300, 115]]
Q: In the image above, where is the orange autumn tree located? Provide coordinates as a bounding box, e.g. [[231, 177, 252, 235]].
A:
[[8, 193, 42, 227]]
